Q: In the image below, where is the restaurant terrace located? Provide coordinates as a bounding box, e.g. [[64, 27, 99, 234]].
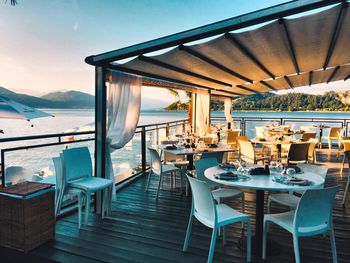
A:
[[1, 0, 350, 262]]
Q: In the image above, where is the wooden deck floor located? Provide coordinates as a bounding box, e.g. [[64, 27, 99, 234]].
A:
[[5, 148, 350, 263]]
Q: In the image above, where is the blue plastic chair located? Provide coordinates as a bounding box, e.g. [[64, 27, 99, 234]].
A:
[[194, 158, 244, 214], [268, 164, 328, 212], [62, 147, 113, 225], [200, 151, 225, 163], [183, 175, 251, 263], [53, 156, 85, 229], [263, 186, 339, 263], [146, 147, 181, 199]]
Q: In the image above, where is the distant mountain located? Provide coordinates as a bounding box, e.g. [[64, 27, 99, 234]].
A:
[[41, 90, 94, 108], [231, 91, 348, 111], [0, 86, 94, 108]]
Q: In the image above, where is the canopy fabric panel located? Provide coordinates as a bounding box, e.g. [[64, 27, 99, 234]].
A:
[[116, 3, 350, 96]]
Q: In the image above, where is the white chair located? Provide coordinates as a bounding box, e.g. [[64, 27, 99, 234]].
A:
[[183, 175, 251, 263], [53, 156, 85, 229], [342, 150, 350, 206], [268, 164, 328, 213], [61, 147, 113, 225], [238, 140, 270, 164], [255, 126, 266, 138], [146, 147, 182, 199], [195, 158, 244, 213], [263, 186, 339, 263], [327, 127, 342, 150]]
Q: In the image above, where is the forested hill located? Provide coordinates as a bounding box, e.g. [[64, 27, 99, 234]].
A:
[[229, 91, 350, 111]]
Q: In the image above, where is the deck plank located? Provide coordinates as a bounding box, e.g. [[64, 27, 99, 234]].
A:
[[4, 148, 350, 263]]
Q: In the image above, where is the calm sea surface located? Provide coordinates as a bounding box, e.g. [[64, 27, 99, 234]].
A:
[[1, 109, 349, 182]]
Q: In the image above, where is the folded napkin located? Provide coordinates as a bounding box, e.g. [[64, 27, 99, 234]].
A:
[[165, 145, 177, 150], [209, 144, 218, 148], [214, 172, 238, 180]]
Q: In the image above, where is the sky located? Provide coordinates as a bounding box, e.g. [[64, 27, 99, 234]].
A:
[[1, 0, 349, 107]]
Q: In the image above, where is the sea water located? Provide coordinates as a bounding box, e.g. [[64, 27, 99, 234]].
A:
[[0, 109, 348, 183]]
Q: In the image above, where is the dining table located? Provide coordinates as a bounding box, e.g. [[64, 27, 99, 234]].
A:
[[158, 143, 236, 170], [251, 138, 294, 158], [204, 165, 325, 256]]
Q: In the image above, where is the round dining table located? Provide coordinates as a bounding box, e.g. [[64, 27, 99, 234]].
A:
[[204, 166, 325, 256]]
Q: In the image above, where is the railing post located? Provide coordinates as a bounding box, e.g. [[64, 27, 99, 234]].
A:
[[141, 127, 147, 173], [182, 121, 186, 134], [166, 124, 170, 137], [1, 150, 4, 188]]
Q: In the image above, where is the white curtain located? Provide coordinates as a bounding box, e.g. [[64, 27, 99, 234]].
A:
[[224, 98, 236, 129], [106, 71, 142, 195], [193, 92, 210, 135]]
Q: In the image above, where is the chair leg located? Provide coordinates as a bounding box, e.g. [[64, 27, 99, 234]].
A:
[[222, 226, 226, 246], [208, 227, 218, 263], [267, 198, 272, 231], [330, 229, 338, 263], [340, 155, 346, 174], [247, 219, 251, 262], [102, 189, 107, 219], [342, 175, 350, 206], [84, 193, 91, 225], [262, 219, 267, 260], [293, 235, 301, 263], [146, 171, 152, 191], [241, 195, 245, 229], [156, 173, 163, 199], [183, 214, 193, 251], [77, 192, 83, 229]]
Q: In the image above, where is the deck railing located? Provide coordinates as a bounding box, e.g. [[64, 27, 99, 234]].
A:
[[0, 119, 188, 187], [1, 115, 349, 187]]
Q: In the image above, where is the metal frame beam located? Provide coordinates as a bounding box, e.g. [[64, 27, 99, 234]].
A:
[[284, 75, 294, 89], [108, 63, 243, 96], [260, 80, 277, 91], [309, 71, 313, 86], [323, 2, 348, 69], [86, 0, 343, 65], [224, 33, 275, 79], [179, 45, 253, 83], [138, 55, 232, 87], [344, 73, 350, 81], [236, 84, 259, 94], [327, 66, 340, 83], [95, 66, 107, 214], [279, 18, 300, 74]]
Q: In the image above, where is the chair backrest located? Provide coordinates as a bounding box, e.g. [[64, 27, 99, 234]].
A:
[[307, 140, 317, 158], [194, 158, 219, 184], [227, 130, 240, 144], [294, 186, 338, 232], [238, 140, 255, 160], [53, 156, 64, 191], [329, 127, 342, 138], [297, 163, 328, 179], [236, 136, 249, 142], [343, 141, 350, 152], [301, 132, 316, 140], [203, 137, 214, 144], [288, 143, 309, 163], [255, 127, 266, 138], [200, 151, 224, 163], [148, 147, 162, 175], [62, 147, 92, 182], [187, 175, 216, 223]]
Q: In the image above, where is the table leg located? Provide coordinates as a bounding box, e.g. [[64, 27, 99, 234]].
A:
[[319, 128, 323, 149], [187, 155, 194, 170], [255, 189, 265, 256], [237, 189, 280, 257]]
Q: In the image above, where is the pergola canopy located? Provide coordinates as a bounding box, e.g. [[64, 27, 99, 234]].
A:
[[87, 0, 350, 98]]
